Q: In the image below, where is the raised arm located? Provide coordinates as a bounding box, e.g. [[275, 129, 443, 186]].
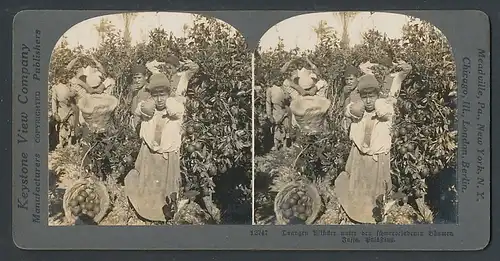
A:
[[175, 60, 199, 97], [305, 56, 321, 76], [389, 61, 413, 99], [182, 59, 200, 79], [359, 61, 377, 75], [91, 55, 106, 76], [280, 59, 295, 73], [65, 56, 80, 71]]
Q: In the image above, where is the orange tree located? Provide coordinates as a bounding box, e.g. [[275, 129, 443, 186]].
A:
[[254, 20, 457, 221], [49, 15, 252, 224]]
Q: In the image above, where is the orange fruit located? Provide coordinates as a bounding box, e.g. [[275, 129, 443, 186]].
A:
[[76, 195, 85, 203], [187, 145, 196, 153], [194, 142, 203, 151], [298, 213, 308, 220], [283, 209, 293, 218], [208, 165, 217, 176], [86, 211, 96, 218], [71, 206, 82, 216], [420, 167, 430, 178], [350, 101, 365, 118], [186, 126, 195, 135], [79, 191, 88, 198], [124, 155, 134, 164]]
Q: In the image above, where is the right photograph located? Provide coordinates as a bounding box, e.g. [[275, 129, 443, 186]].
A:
[[253, 12, 458, 225]]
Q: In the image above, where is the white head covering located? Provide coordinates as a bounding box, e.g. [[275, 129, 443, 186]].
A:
[[83, 66, 102, 78], [86, 73, 102, 88], [297, 68, 315, 90]]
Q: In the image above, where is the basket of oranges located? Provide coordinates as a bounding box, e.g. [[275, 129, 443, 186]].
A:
[[274, 181, 323, 225], [62, 178, 110, 224]]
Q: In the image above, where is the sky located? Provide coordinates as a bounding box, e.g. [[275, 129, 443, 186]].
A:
[[56, 12, 423, 52], [258, 12, 421, 51], [55, 12, 235, 50]]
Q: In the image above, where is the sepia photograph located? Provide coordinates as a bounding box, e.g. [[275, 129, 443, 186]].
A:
[[253, 12, 458, 225], [48, 12, 252, 226]]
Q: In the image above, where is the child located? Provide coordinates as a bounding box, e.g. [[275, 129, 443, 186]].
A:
[[334, 74, 396, 224], [146, 56, 199, 98], [128, 64, 151, 131], [266, 84, 291, 151], [335, 57, 411, 223], [51, 78, 77, 149], [125, 73, 184, 222], [342, 65, 360, 134], [50, 56, 82, 148], [280, 57, 327, 100]]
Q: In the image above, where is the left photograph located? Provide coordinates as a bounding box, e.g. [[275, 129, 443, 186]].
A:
[[48, 12, 252, 226]]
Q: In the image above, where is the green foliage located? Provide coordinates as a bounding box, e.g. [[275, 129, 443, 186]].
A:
[[255, 20, 458, 209], [49, 14, 252, 223]]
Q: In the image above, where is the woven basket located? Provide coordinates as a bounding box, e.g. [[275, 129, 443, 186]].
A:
[[274, 181, 323, 225], [290, 96, 331, 133], [62, 178, 110, 224], [77, 94, 118, 133]]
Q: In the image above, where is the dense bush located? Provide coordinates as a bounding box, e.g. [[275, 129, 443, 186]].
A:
[[254, 19, 458, 221], [49, 14, 252, 224]]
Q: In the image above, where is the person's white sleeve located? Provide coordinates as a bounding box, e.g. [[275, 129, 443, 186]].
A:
[[165, 98, 185, 119], [175, 73, 189, 97], [375, 99, 395, 120]]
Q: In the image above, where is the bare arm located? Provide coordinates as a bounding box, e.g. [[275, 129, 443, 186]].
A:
[[72, 78, 95, 94], [305, 86, 318, 96], [280, 59, 294, 73], [183, 60, 200, 79], [397, 62, 412, 79], [389, 62, 412, 98], [65, 56, 80, 71], [305, 56, 321, 76], [287, 80, 306, 95], [92, 55, 106, 76]]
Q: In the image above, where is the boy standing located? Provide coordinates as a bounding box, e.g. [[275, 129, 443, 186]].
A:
[[126, 73, 185, 222]]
